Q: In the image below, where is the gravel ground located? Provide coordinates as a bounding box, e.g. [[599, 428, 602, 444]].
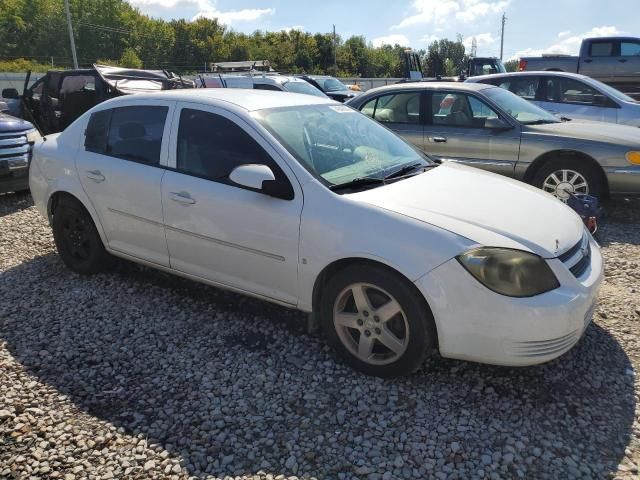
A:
[[1, 192, 640, 480]]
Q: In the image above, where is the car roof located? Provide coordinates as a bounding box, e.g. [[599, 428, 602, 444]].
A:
[[362, 81, 494, 96], [467, 71, 594, 82], [102, 88, 336, 111]]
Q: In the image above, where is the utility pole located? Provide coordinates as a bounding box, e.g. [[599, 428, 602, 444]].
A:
[[500, 12, 507, 61], [64, 0, 79, 69], [332, 24, 337, 71]]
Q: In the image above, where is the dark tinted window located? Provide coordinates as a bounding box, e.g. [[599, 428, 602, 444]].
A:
[[84, 109, 112, 153], [590, 41, 614, 57], [254, 83, 282, 91], [106, 106, 168, 165], [177, 109, 278, 182]]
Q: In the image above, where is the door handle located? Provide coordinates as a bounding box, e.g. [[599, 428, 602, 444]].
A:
[[86, 170, 105, 182], [169, 191, 196, 205], [430, 136, 447, 143], [583, 59, 593, 63], [619, 59, 628, 63]]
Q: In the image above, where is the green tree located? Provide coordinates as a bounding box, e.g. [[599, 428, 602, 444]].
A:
[[424, 35, 468, 77], [504, 59, 519, 72], [119, 47, 142, 68]]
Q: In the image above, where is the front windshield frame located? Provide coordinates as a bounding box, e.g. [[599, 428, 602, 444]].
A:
[[282, 81, 328, 98], [482, 86, 560, 125], [252, 104, 434, 191]]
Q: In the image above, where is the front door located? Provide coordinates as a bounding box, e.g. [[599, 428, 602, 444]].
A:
[[422, 91, 521, 177], [359, 90, 424, 150], [76, 101, 174, 266], [580, 39, 619, 83], [618, 40, 640, 80], [161, 105, 303, 305]]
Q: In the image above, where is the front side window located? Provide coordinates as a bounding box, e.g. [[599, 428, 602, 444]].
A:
[[363, 92, 421, 124], [558, 78, 606, 106], [253, 104, 431, 188], [484, 86, 560, 125], [321, 77, 347, 92], [431, 92, 474, 127], [84, 106, 168, 165], [177, 108, 280, 184], [509, 77, 539, 100], [621, 41, 640, 56], [590, 41, 614, 57]]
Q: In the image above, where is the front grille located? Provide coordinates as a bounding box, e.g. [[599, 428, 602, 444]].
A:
[[558, 233, 591, 279], [505, 329, 581, 358], [0, 131, 31, 168]]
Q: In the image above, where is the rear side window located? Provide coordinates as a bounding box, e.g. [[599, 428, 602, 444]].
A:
[[176, 108, 278, 183], [254, 83, 282, 91], [84, 106, 168, 165], [361, 92, 421, 124], [589, 41, 614, 57]]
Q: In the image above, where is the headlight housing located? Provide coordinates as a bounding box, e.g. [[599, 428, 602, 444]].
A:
[[26, 128, 42, 144], [626, 151, 640, 165], [457, 247, 559, 297]]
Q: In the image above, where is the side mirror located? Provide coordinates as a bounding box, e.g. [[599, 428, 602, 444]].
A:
[[229, 164, 294, 200], [485, 117, 512, 130], [2, 88, 19, 99]]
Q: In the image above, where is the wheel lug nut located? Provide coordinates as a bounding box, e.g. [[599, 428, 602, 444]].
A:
[[357, 319, 364, 326], [363, 311, 369, 317], [374, 316, 380, 322], [375, 328, 381, 335], [364, 330, 371, 337]]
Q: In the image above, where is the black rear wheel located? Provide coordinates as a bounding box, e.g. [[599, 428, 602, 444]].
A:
[[52, 196, 113, 274]]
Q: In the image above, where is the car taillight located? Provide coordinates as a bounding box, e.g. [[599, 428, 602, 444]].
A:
[[518, 59, 527, 71]]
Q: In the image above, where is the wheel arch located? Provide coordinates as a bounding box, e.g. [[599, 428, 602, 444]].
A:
[[47, 190, 109, 245], [523, 149, 609, 196]]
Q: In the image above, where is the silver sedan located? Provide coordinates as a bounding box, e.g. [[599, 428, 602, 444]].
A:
[[346, 82, 640, 199]]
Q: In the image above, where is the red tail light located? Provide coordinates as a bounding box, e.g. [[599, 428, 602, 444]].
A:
[[518, 59, 528, 71]]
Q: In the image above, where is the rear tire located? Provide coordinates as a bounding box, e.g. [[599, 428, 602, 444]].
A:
[[531, 158, 604, 201], [52, 196, 112, 274], [320, 264, 437, 377]]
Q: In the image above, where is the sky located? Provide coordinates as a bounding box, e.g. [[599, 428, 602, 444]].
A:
[[128, 0, 638, 61]]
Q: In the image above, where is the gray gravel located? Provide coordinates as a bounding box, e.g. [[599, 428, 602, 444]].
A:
[[1, 192, 640, 479]]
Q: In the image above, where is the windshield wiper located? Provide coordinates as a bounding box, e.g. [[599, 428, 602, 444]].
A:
[[383, 162, 426, 180], [329, 176, 385, 192], [523, 119, 559, 125]]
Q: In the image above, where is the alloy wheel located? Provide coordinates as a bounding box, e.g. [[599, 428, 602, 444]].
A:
[[542, 169, 589, 201], [333, 282, 409, 365]]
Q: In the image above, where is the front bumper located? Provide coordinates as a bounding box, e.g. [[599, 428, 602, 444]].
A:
[[415, 235, 603, 366], [0, 162, 29, 194]]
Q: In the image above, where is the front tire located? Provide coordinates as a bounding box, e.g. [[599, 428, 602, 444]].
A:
[[52, 196, 113, 274], [320, 264, 436, 377], [531, 158, 604, 201]]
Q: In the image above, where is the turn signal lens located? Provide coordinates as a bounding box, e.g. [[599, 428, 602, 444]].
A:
[[626, 151, 640, 165], [457, 247, 560, 297]]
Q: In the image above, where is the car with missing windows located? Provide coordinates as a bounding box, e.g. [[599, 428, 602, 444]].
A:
[[30, 89, 602, 377], [195, 73, 328, 99], [467, 71, 640, 127], [346, 82, 640, 200]]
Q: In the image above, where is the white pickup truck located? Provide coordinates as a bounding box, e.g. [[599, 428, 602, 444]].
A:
[[519, 36, 640, 99]]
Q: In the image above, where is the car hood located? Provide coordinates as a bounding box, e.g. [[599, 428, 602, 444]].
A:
[[524, 120, 640, 147], [0, 112, 34, 133], [347, 162, 584, 258]]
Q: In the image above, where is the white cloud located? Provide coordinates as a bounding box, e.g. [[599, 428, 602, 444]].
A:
[[372, 34, 411, 47], [194, 6, 274, 23], [420, 34, 440, 45], [558, 30, 571, 38], [509, 25, 623, 60], [391, 0, 508, 29]]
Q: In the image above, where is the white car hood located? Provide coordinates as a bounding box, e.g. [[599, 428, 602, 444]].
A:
[[347, 162, 584, 258]]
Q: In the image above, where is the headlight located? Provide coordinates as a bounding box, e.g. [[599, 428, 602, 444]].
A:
[[26, 129, 42, 144], [626, 151, 640, 165], [457, 247, 559, 297]]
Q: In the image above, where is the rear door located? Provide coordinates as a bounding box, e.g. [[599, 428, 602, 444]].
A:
[[580, 39, 619, 82], [359, 90, 424, 150], [422, 90, 521, 177], [77, 100, 174, 266], [538, 76, 618, 123]]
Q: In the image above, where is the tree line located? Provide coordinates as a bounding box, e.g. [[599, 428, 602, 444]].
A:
[[0, 0, 515, 76]]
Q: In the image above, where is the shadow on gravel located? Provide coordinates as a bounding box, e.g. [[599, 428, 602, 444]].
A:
[[0, 253, 636, 478], [0, 191, 33, 218]]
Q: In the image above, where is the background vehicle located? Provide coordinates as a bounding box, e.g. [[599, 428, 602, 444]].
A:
[[468, 71, 640, 127], [0, 112, 39, 194], [196, 73, 328, 98], [30, 89, 602, 377], [5, 65, 193, 134], [401, 50, 506, 81], [296, 75, 359, 102], [346, 82, 640, 200], [519, 37, 640, 100]]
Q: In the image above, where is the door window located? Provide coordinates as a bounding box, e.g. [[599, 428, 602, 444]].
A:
[[509, 77, 539, 100], [84, 106, 168, 165], [559, 78, 607, 106], [431, 92, 473, 127], [468, 96, 499, 121], [589, 41, 614, 57], [361, 92, 421, 124], [176, 108, 286, 188], [254, 83, 282, 91], [621, 41, 640, 56]]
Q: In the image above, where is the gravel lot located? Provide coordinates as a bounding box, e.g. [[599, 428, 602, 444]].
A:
[[1, 192, 640, 480]]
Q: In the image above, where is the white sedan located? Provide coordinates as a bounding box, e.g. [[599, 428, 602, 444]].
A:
[[29, 89, 603, 377]]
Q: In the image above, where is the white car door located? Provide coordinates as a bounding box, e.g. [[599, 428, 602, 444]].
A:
[[161, 103, 303, 305], [76, 100, 175, 266]]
